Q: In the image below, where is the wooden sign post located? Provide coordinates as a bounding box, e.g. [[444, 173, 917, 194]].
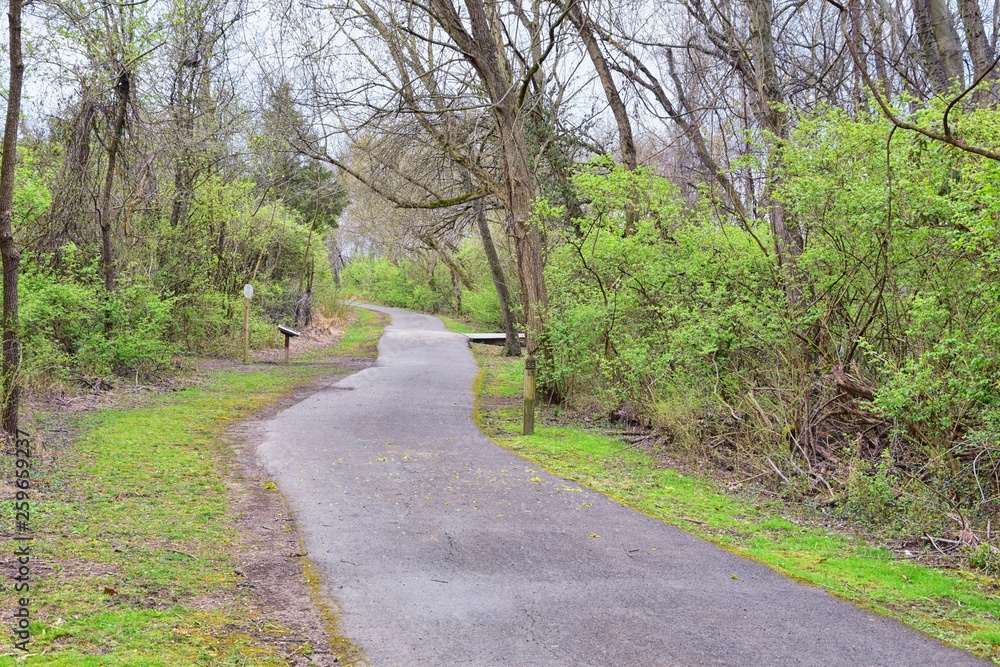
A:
[[242, 283, 253, 363], [278, 325, 301, 366], [522, 355, 536, 435]]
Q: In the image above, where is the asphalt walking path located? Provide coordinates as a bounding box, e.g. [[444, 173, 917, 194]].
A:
[[258, 305, 987, 667]]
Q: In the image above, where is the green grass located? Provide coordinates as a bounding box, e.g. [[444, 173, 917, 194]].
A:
[[0, 307, 385, 665], [437, 314, 475, 334], [330, 307, 388, 358], [472, 346, 1000, 664]]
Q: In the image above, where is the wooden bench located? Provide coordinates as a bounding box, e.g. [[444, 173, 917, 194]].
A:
[[462, 333, 525, 346]]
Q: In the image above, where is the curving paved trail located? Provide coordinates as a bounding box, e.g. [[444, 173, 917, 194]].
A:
[[258, 305, 987, 667]]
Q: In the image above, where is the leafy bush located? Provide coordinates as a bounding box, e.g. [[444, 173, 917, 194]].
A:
[[540, 159, 784, 421], [462, 285, 503, 331], [340, 256, 450, 312], [21, 257, 178, 388], [538, 110, 1000, 532]]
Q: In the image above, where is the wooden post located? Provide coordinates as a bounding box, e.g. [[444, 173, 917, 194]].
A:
[[242, 296, 249, 364], [278, 325, 300, 366], [242, 283, 253, 364], [522, 355, 536, 435]]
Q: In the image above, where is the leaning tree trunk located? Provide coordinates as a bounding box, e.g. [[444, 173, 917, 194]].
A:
[[473, 195, 521, 356], [567, 2, 636, 171], [98, 69, 131, 293], [0, 0, 24, 436], [566, 1, 639, 233]]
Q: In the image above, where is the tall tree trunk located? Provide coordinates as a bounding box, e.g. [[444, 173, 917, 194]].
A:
[[931, 0, 966, 87], [914, 0, 965, 93], [98, 70, 130, 292], [449, 263, 462, 314], [429, 0, 547, 355], [496, 110, 547, 356], [748, 0, 802, 305], [914, 0, 948, 93], [0, 0, 24, 435], [168, 57, 200, 229], [958, 0, 997, 100]]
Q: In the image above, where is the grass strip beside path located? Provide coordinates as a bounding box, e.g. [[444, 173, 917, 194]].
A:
[[472, 345, 1000, 664], [0, 307, 386, 666]]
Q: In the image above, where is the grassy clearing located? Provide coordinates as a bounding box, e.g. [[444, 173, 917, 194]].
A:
[[472, 345, 1000, 664], [436, 315, 474, 334], [0, 307, 384, 666]]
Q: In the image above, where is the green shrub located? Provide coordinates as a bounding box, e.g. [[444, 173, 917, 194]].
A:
[[462, 285, 503, 330], [20, 260, 179, 386], [845, 450, 903, 528], [967, 543, 1000, 577], [340, 256, 450, 312]]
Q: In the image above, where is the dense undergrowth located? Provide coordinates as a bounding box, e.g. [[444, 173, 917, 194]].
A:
[[15, 133, 343, 397], [349, 106, 1000, 577]]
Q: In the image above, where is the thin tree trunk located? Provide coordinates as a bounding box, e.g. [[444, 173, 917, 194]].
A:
[[473, 196, 521, 356], [748, 0, 802, 304], [98, 70, 130, 292], [566, 2, 636, 171], [866, 0, 893, 99], [168, 61, 198, 229], [331, 233, 345, 288], [0, 0, 24, 435], [449, 264, 462, 314], [169, 155, 192, 228]]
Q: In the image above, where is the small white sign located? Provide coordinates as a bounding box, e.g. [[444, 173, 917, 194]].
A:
[[243, 283, 254, 299]]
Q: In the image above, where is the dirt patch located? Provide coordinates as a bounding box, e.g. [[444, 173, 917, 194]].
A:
[[222, 367, 373, 666]]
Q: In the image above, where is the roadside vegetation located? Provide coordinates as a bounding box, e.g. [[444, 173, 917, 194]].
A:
[[350, 109, 1000, 589], [471, 343, 1000, 662], [0, 308, 382, 665]]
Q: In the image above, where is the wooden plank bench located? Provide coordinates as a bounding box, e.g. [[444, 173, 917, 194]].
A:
[[462, 333, 525, 346]]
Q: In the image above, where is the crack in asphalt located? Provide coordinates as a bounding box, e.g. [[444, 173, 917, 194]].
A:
[[258, 305, 988, 666]]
